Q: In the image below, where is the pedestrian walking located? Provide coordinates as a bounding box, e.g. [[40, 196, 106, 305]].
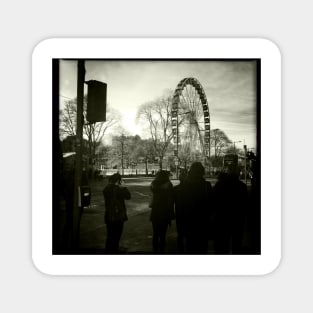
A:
[[150, 170, 175, 254], [103, 173, 131, 253], [180, 162, 213, 254]]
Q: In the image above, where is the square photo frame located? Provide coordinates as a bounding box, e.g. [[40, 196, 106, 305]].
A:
[[32, 38, 281, 275]]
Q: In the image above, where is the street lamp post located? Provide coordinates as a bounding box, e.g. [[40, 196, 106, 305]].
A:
[[121, 134, 125, 176], [244, 144, 247, 184], [233, 140, 242, 154]]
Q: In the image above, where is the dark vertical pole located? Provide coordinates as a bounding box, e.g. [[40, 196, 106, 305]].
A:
[[52, 59, 60, 253], [73, 59, 85, 250], [244, 144, 247, 184], [121, 134, 124, 176]]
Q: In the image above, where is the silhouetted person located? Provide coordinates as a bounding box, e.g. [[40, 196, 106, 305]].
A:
[[247, 156, 261, 254], [150, 170, 175, 254], [213, 163, 248, 254], [103, 173, 131, 253], [180, 162, 213, 254], [174, 170, 188, 253]]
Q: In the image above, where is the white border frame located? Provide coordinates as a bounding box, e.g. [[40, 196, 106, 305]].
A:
[[32, 38, 281, 276]]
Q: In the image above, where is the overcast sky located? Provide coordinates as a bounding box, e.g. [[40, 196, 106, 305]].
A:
[[59, 60, 257, 150]]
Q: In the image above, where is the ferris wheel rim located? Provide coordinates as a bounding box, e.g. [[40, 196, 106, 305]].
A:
[[171, 77, 211, 161]]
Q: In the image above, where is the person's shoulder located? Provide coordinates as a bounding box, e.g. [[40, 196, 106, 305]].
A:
[[164, 181, 173, 189], [205, 181, 213, 192], [150, 181, 157, 191], [103, 183, 115, 192], [118, 185, 131, 198], [213, 180, 222, 190], [237, 180, 248, 190], [120, 185, 130, 192], [205, 180, 212, 187]]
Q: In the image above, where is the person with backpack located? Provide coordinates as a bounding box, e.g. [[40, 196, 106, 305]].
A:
[[103, 173, 131, 253]]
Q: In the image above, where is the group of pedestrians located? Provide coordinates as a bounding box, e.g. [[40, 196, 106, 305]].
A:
[[102, 161, 249, 255]]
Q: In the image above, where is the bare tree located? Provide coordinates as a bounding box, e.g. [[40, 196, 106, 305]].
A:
[[210, 128, 232, 158], [59, 97, 120, 174], [83, 109, 119, 162], [111, 132, 128, 175], [59, 99, 77, 139], [136, 91, 174, 169], [224, 145, 243, 156]]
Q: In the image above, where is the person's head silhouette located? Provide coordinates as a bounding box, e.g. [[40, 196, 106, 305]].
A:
[[188, 162, 205, 180]]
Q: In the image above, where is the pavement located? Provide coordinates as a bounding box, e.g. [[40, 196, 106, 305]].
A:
[[79, 206, 215, 255], [77, 176, 217, 254], [57, 176, 252, 255]]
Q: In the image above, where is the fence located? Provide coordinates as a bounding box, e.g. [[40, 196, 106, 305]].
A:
[[99, 167, 161, 177]]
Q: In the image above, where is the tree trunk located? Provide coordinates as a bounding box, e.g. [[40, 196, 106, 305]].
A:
[[159, 157, 163, 170]]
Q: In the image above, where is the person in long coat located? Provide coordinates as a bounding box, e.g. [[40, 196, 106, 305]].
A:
[[213, 165, 248, 255], [180, 162, 213, 254], [103, 173, 131, 253], [150, 170, 175, 254]]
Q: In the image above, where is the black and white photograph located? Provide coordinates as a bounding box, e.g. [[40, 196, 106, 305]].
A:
[[53, 58, 261, 256], [5, 0, 312, 310]]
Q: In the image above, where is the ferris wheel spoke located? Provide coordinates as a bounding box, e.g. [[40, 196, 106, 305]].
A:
[[180, 93, 189, 111], [182, 89, 190, 111], [193, 88, 199, 108], [195, 92, 202, 111], [190, 88, 196, 112], [195, 102, 203, 120], [186, 85, 192, 108]]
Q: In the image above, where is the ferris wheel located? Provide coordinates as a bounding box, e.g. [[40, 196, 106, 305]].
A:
[[171, 77, 211, 167]]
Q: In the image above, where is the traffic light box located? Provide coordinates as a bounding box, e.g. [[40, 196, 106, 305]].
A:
[[86, 80, 107, 123]]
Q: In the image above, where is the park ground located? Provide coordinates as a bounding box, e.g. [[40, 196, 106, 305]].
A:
[[59, 176, 252, 254]]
